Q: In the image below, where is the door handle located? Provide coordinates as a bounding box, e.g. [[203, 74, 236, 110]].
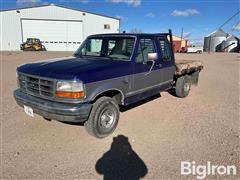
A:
[[122, 77, 129, 84], [122, 80, 129, 84]]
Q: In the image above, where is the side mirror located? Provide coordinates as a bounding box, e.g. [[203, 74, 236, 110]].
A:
[[144, 53, 158, 75], [147, 53, 158, 61]]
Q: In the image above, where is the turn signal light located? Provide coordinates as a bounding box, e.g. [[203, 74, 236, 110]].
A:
[[55, 91, 85, 98]]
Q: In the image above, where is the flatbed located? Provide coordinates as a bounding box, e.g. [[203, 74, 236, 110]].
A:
[[175, 59, 203, 75]]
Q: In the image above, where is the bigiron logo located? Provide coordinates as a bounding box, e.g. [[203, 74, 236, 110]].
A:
[[181, 161, 237, 179]]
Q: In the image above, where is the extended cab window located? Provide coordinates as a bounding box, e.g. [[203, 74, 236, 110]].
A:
[[159, 39, 172, 61], [136, 38, 156, 63], [75, 37, 135, 61]]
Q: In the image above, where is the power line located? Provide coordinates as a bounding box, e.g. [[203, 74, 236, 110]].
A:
[[219, 10, 240, 29]]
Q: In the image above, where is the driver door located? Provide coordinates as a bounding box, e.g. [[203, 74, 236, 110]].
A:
[[132, 38, 162, 93]]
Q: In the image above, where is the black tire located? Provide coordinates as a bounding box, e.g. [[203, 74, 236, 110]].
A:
[[84, 96, 119, 138], [175, 75, 191, 98]]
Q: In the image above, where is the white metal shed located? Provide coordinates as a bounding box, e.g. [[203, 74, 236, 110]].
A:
[[0, 4, 120, 51]]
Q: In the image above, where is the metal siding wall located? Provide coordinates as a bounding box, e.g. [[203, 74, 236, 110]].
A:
[[1, 11, 23, 50], [1, 5, 119, 51], [0, 12, 2, 50], [173, 41, 181, 52]]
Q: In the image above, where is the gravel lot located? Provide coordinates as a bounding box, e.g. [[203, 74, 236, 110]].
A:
[[1, 51, 239, 179]]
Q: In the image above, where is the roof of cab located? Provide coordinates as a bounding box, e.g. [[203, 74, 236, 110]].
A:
[[89, 33, 169, 38]]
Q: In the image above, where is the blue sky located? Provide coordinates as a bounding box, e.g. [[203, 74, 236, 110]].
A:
[[1, 0, 240, 44]]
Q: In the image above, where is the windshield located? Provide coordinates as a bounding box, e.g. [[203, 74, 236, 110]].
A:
[[74, 36, 135, 61]]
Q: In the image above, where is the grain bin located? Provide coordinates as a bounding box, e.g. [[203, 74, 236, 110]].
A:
[[203, 28, 228, 52]]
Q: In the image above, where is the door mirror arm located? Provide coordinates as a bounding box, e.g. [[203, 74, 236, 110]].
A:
[[144, 52, 158, 75], [145, 60, 155, 76]]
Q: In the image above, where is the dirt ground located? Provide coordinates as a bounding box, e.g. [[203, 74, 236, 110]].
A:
[[0, 51, 239, 179]]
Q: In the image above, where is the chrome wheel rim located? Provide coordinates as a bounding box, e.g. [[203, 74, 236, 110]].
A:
[[100, 109, 116, 129], [184, 83, 190, 92]]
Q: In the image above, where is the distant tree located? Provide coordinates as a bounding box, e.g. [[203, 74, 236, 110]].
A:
[[130, 28, 143, 33]]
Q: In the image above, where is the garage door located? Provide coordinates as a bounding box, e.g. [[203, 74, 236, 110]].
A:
[[21, 19, 83, 51]]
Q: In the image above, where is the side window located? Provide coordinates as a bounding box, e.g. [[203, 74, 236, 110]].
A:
[[108, 38, 135, 59], [27, 38, 32, 43], [104, 24, 110, 29], [159, 39, 172, 61], [136, 38, 156, 63]]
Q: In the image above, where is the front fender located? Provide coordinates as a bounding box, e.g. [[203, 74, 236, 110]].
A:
[[85, 76, 132, 105]]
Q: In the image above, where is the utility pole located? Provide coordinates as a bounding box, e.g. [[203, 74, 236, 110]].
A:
[[180, 27, 183, 52]]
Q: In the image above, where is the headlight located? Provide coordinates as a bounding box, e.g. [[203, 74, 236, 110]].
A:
[[55, 81, 85, 98]]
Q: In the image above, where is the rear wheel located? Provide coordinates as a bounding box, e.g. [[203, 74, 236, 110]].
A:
[[175, 75, 191, 98], [84, 96, 119, 138]]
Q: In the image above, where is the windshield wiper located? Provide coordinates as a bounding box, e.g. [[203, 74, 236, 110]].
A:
[[74, 53, 82, 58]]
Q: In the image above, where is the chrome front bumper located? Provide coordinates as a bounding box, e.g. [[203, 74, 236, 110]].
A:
[[14, 89, 92, 123]]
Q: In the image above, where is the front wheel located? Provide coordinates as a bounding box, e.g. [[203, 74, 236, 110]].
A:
[[84, 96, 119, 138], [175, 75, 191, 98]]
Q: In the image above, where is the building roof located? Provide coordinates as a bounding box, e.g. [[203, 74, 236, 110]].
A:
[[0, 4, 119, 20], [206, 28, 228, 37], [172, 35, 188, 41]]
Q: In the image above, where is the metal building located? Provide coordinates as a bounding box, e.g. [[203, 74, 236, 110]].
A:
[[0, 4, 120, 51], [221, 35, 239, 52], [171, 35, 189, 53], [203, 28, 228, 52]]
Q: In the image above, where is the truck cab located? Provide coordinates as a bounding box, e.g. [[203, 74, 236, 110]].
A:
[[14, 30, 203, 138]]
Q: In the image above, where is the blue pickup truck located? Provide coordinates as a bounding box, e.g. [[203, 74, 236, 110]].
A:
[[14, 30, 203, 138]]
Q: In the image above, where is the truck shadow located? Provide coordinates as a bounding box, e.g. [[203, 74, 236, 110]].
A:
[[95, 134, 148, 180], [120, 93, 161, 112], [167, 88, 177, 97]]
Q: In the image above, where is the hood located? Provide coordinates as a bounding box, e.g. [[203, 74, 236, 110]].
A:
[[17, 56, 132, 83]]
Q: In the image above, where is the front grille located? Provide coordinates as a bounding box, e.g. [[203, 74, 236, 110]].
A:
[[18, 73, 55, 98]]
